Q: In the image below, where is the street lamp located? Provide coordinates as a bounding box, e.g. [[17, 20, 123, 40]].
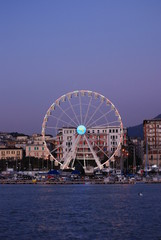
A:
[[121, 148, 125, 174], [6, 161, 8, 171], [18, 162, 21, 172]]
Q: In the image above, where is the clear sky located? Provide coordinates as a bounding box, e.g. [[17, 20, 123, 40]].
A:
[[0, 0, 161, 134]]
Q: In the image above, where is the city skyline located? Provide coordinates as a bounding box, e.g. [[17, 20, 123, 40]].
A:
[[0, 0, 161, 134]]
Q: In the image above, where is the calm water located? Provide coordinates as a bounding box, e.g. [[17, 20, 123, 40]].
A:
[[0, 184, 161, 240]]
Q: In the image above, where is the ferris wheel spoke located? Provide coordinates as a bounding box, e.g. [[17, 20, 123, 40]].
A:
[[84, 135, 102, 170], [50, 115, 74, 128], [84, 102, 110, 127], [79, 93, 83, 124], [87, 109, 113, 129], [67, 97, 80, 125], [84, 96, 92, 125], [46, 126, 62, 130], [50, 143, 63, 154], [54, 104, 82, 128], [82, 135, 86, 169], [44, 136, 61, 143], [85, 101, 103, 127], [57, 105, 78, 127], [91, 120, 120, 128], [107, 120, 120, 126], [87, 105, 108, 126], [88, 137, 109, 159]]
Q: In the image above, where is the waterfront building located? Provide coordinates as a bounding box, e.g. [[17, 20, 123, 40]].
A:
[[130, 138, 144, 163], [26, 144, 48, 159], [117, 127, 129, 171], [127, 137, 144, 172], [25, 134, 52, 160], [15, 135, 29, 150], [53, 126, 122, 168], [0, 148, 23, 160], [143, 119, 161, 167], [16, 136, 28, 141]]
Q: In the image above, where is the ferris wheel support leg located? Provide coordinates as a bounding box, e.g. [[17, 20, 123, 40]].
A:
[[84, 135, 103, 170], [71, 152, 77, 169], [61, 135, 81, 170], [71, 158, 75, 169]]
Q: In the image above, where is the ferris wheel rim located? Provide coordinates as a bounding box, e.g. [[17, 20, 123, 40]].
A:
[[42, 90, 124, 170]]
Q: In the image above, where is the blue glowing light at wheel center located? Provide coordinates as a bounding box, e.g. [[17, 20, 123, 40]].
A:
[[77, 125, 86, 135]]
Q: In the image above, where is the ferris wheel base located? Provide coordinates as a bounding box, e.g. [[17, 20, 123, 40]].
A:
[[84, 166, 94, 175]]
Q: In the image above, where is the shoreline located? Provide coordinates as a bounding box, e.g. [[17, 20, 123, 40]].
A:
[[1, 180, 161, 185]]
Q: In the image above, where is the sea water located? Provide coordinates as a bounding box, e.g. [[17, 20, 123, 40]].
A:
[[0, 184, 161, 240]]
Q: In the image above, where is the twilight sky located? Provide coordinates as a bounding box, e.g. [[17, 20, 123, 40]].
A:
[[0, 0, 161, 134]]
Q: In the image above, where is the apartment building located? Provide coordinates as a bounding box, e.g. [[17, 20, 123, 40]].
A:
[[143, 119, 161, 167], [25, 134, 52, 159], [0, 148, 23, 160], [51, 126, 123, 169]]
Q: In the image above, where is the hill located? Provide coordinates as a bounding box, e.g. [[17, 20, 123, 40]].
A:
[[128, 123, 144, 139]]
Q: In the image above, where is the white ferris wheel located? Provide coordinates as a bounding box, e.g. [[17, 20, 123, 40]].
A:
[[42, 90, 123, 173]]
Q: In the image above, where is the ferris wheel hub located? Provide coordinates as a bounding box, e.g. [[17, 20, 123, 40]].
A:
[[77, 125, 86, 135]]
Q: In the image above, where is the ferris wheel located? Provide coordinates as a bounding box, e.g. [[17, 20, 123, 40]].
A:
[[42, 90, 123, 173]]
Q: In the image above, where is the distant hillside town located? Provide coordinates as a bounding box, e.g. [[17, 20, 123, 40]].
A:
[[0, 115, 161, 173]]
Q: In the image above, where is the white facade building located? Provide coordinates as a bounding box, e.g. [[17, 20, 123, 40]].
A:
[[25, 134, 52, 159], [53, 126, 122, 168]]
